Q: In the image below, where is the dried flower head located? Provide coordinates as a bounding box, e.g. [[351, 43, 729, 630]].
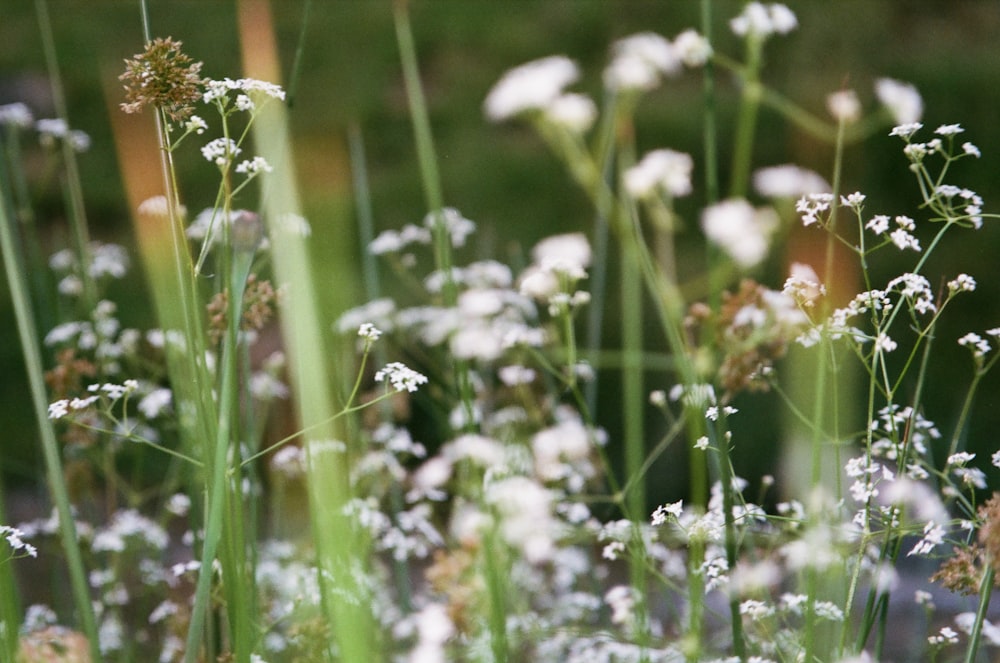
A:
[[120, 37, 204, 122]]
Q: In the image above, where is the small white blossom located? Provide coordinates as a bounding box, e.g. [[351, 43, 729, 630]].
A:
[[544, 93, 597, 133], [651, 501, 683, 526], [235, 156, 272, 175], [484, 55, 579, 121], [673, 29, 712, 66], [0, 102, 33, 128], [827, 89, 861, 123], [624, 148, 694, 198], [374, 362, 428, 393], [201, 137, 241, 166], [754, 164, 830, 199], [701, 198, 777, 268], [358, 323, 382, 342], [730, 3, 797, 38], [796, 192, 834, 226], [934, 124, 964, 136], [876, 78, 923, 125], [604, 32, 680, 92]]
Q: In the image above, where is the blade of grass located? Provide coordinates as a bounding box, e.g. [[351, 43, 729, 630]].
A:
[[0, 167, 101, 663]]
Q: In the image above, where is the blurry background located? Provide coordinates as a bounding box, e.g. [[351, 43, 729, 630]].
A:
[[2, 0, 1000, 508]]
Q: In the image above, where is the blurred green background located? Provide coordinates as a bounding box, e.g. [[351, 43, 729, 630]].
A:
[[2, 1, 1000, 506]]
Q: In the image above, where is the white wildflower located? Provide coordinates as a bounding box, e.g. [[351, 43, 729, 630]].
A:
[[876, 78, 923, 125], [484, 55, 579, 121], [624, 148, 694, 198], [754, 164, 830, 199], [701, 198, 777, 268]]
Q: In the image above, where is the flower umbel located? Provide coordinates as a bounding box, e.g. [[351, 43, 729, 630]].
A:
[[119, 37, 204, 121]]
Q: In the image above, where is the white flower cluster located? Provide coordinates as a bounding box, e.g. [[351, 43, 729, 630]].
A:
[[0, 524, 37, 559], [235, 156, 272, 176], [701, 198, 777, 268], [35, 117, 91, 152], [203, 77, 286, 104], [48, 380, 139, 419], [623, 149, 693, 199], [374, 362, 428, 393], [0, 102, 34, 128], [729, 2, 798, 38], [201, 137, 241, 166]]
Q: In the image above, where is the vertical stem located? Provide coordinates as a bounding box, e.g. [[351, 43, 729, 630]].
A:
[[728, 38, 763, 199], [34, 0, 98, 312], [701, 0, 719, 206], [963, 566, 994, 663], [0, 177, 101, 661], [392, 0, 477, 432], [716, 418, 746, 660]]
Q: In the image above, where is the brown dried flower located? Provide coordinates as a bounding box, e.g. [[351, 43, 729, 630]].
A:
[[120, 37, 204, 121], [207, 275, 278, 346]]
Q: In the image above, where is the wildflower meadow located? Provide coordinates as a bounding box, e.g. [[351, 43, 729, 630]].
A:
[[3, 2, 1000, 662]]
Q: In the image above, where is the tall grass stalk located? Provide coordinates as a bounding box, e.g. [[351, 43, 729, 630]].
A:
[[34, 0, 98, 312], [0, 172, 101, 661], [238, 3, 373, 661]]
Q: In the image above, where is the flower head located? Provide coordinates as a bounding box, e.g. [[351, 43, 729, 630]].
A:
[[624, 149, 694, 198], [701, 199, 777, 268], [604, 32, 680, 92], [374, 362, 428, 393], [119, 37, 204, 121], [876, 78, 923, 125], [484, 55, 579, 122]]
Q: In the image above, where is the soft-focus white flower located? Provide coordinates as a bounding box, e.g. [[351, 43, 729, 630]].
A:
[[604, 32, 680, 92], [486, 475, 556, 563], [531, 232, 592, 273], [673, 29, 712, 66], [0, 102, 33, 128], [374, 362, 428, 393], [484, 55, 579, 121], [730, 3, 797, 38], [701, 198, 777, 268], [624, 148, 694, 198], [138, 388, 172, 419], [544, 93, 597, 133], [754, 164, 831, 199], [876, 78, 923, 125], [827, 89, 861, 123]]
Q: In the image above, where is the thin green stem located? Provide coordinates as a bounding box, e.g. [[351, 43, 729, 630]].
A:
[[963, 566, 995, 663], [701, 0, 719, 205], [34, 0, 98, 313], [0, 174, 101, 661]]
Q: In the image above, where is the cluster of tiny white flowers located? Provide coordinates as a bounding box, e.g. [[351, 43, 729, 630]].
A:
[[201, 137, 241, 166], [795, 192, 834, 227], [184, 115, 207, 134], [754, 164, 830, 199], [729, 2, 797, 38], [374, 362, 428, 393], [958, 329, 1000, 358], [235, 156, 272, 175], [0, 101, 34, 128], [907, 521, 946, 557], [48, 380, 139, 419], [35, 117, 91, 152], [483, 55, 579, 122], [623, 148, 694, 199], [604, 32, 681, 92], [875, 78, 923, 125], [358, 322, 382, 342], [203, 77, 286, 104], [0, 525, 37, 559], [701, 198, 777, 268], [928, 626, 960, 646], [650, 500, 684, 527]]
